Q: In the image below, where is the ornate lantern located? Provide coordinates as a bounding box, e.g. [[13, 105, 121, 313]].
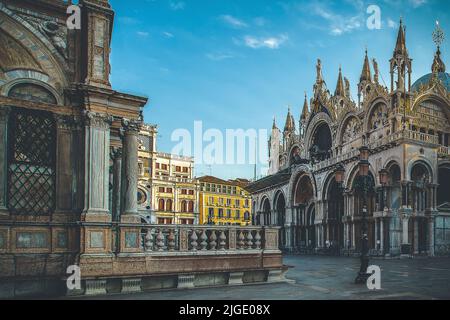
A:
[[379, 168, 389, 186], [334, 164, 345, 184], [358, 146, 370, 177]]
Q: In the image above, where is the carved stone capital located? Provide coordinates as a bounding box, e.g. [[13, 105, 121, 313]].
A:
[[121, 118, 141, 135], [110, 147, 122, 160], [83, 111, 113, 129]]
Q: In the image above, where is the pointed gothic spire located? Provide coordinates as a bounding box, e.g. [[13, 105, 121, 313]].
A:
[[360, 49, 372, 83], [272, 116, 278, 130], [284, 106, 295, 132], [301, 93, 309, 120], [394, 17, 407, 56], [335, 66, 345, 97]]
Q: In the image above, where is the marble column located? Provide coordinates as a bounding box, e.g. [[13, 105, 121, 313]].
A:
[[402, 215, 409, 245], [0, 107, 10, 217], [82, 111, 112, 218], [375, 218, 379, 249], [121, 119, 140, 220], [428, 216, 435, 256], [111, 147, 122, 221], [380, 218, 384, 253], [413, 218, 419, 254]]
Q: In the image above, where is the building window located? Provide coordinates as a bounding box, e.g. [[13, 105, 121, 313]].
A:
[[188, 201, 194, 213], [188, 190, 194, 195], [156, 163, 160, 169], [7, 108, 56, 215], [227, 209, 231, 218], [218, 208, 224, 218], [181, 200, 187, 212], [235, 199, 240, 207], [176, 166, 181, 172], [166, 187, 173, 193], [161, 164, 168, 170], [245, 199, 249, 207], [208, 208, 214, 218], [244, 211, 250, 220], [159, 187, 165, 193], [181, 189, 187, 195], [166, 199, 173, 211], [226, 198, 231, 206], [236, 210, 241, 219], [183, 167, 188, 173], [158, 199, 165, 211]]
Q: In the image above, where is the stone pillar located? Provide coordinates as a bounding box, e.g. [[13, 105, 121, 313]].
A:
[[352, 221, 356, 248], [121, 119, 140, 222], [380, 218, 384, 253], [111, 147, 122, 222], [428, 216, 435, 256], [413, 218, 419, 254], [0, 107, 10, 218], [402, 215, 409, 245], [82, 111, 112, 218]]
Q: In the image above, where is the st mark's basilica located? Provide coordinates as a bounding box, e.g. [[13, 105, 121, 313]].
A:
[[248, 19, 450, 257]]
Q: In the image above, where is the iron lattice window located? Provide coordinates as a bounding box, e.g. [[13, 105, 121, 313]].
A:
[[7, 108, 56, 215]]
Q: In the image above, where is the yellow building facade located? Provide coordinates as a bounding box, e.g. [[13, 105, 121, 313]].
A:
[[199, 176, 252, 226], [138, 125, 199, 224]]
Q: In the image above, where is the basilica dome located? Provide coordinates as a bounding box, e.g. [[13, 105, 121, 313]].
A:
[[412, 72, 450, 92]]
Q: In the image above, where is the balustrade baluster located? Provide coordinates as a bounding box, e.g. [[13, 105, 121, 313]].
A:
[[156, 229, 165, 251], [209, 230, 217, 250], [168, 229, 176, 251], [145, 228, 154, 252], [218, 230, 226, 250], [254, 230, 261, 249], [200, 229, 208, 250], [190, 229, 198, 251], [246, 230, 254, 249], [238, 231, 245, 249]]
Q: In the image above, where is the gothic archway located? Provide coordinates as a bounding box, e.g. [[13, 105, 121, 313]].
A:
[[438, 164, 450, 205], [309, 122, 332, 162], [325, 178, 344, 253], [293, 174, 314, 249], [274, 191, 287, 247]]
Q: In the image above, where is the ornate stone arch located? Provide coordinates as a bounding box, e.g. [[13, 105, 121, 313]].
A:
[[412, 93, 450, 123], [0, 7, 69, 94], [344, 161, 377, 189], [407, 158, 435, 183], [288, 168, 316, 207], [259, 194, 272, 212], [364, 97, 389, 133], [304, 112, 334, 154], [3, 78, 63, 105], [273, 189, 287, 209], [337, 112, 362, 145]]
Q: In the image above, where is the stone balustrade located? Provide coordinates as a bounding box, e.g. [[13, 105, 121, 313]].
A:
[[313, 129, 441, 172], [140, 225, 272, 253]]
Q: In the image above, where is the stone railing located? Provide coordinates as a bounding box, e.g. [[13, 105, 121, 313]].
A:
[[313, 130, 440, 172], [438, 146, 450, 157], [118, 224, 279, 254]]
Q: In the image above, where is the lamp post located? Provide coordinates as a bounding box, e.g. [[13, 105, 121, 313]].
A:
[[334, 163, 345, 255], [354, 146, 372, 284], [379, 169, 389, 211]]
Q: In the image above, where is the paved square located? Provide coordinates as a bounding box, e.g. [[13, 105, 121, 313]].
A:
[[78, 255, 450, 300]]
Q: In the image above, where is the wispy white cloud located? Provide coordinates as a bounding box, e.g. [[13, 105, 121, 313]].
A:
[[136, 31, 149, 37], [311, 3, 363, 36], [241, 34, 288, 49], [205, 52, 235, 61], [220, 15, 248, 28], [387, 18, 397, 29], [409, 0, 427, 8], [163, 31, 174, 38], [169, 1, 185, 11]]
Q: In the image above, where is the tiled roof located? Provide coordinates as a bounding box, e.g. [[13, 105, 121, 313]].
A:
[[246, 169, 291, 193]]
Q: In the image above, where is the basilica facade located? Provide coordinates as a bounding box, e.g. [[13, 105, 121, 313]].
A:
[[248, 20, 450, 257]]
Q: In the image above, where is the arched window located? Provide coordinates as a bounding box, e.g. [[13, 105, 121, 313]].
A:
[[181, 200, 187, 212], [166, 199, 173, 212], [7, 107, 56, 215], [158, 199, 165, 211], [188, 201, 194, 213], [9, 83, 57, 105]]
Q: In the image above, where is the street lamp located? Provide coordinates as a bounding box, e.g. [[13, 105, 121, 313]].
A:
[[334, 163, 345, 255], [355, 146, 372, 284], [379, 168, 389, 211]]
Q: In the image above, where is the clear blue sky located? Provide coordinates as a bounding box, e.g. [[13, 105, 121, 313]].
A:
[[108, 0, 450, 180]]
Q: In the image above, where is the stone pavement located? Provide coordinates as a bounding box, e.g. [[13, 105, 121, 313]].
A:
[[74, 255, 450, 300]]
